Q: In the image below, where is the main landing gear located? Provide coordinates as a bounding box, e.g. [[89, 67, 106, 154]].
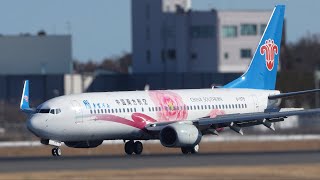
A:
[[181, 144, 199, 154], [51, 147, 62, 157], [124, 140, 143, 155]]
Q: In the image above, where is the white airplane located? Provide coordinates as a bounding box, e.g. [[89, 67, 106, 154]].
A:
[[20, 5, 320, 156]]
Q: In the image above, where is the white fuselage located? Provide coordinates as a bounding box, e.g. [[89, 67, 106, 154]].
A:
[[27, 88, 280, 142]]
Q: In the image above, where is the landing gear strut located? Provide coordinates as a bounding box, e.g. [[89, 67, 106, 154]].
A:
[[52, 147, 62, 157], [124, 140, 143, 155], [181, 144, 199, 154]]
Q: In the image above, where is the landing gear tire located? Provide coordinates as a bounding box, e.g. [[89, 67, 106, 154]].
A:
[[190, 144, 199, 154], [181, 147, 189, 154], [181, 145, 199, 154], [133, 141, 143, 155], [124, 141, 134, 155], [51, 148, 56, 156], [52, 147, 62, 157]]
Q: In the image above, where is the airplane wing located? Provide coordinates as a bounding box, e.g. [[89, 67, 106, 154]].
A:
[[145, 108, 320, 134], [268, 89, 320, 99]]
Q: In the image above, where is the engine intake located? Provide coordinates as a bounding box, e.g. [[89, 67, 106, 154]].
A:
[[160, 123, 202, 147]]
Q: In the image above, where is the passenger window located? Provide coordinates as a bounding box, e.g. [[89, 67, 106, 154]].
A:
[[142, 107, 144, 112], [108, 109, 110, 113], [50, 109, 54, 114], [90, 110, 92, 114], [111, 109, 114, 113], [134, 108, 137, 112]]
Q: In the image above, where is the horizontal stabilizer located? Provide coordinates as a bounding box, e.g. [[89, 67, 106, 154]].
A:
[[268, 89, 320, 100]]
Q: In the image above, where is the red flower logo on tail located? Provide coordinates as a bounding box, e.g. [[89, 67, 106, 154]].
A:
[[260, 39, 278, 71]]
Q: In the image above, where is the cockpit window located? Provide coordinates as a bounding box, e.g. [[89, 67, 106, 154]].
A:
[[37, 108, 61, 114], [37, 109, 50, 113], [56, 109, 61, 114]]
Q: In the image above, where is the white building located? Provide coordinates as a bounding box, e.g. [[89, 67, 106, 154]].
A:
[[132, 0, 276, 73], [0, 34, 72, 75], [218, 10, 271, 72]]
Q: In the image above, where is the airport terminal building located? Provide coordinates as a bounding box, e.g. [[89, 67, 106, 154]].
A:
[[0, 34, 72, 75], [132, 0, 274, 73]]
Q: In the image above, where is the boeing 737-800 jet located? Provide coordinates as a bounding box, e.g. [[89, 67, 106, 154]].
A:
[[20, 5, 320, 156]]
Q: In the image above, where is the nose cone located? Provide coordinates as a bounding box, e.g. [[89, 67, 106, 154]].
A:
[[27, 115, 46, 138]]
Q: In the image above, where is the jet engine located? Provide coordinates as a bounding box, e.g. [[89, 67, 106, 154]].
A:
[[64, 140, 103, 148], [159, 123, 202, 147]]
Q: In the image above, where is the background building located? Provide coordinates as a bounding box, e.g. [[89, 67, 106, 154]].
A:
[[218, 10, 271, 72], [0, 34, 72, 75], [132, 0, 277, 73]]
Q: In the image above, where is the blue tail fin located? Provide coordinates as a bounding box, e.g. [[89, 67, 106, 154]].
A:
[[224, 5, 285, 90]]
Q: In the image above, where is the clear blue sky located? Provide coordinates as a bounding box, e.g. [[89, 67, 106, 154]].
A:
[[0, 0, 318, 62]]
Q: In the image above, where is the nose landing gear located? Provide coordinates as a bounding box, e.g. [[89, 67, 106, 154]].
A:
[[124, 140, 143, 155], [52, 147, 62, 157]]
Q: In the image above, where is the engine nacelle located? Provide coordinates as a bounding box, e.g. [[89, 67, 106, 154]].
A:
[[159, 123, 202, 147], [64, 140, 103, 148]]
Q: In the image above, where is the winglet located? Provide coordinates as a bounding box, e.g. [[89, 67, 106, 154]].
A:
[[20, 80, 34, 113]]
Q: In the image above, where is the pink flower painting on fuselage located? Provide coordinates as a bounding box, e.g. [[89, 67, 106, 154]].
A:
[[149, 91, 188, 121]]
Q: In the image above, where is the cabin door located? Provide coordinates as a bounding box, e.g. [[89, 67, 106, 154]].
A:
[[71, 100, 83, 123]]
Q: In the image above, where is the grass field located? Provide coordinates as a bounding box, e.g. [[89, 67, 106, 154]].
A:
[[0, 164, 319, 180]]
